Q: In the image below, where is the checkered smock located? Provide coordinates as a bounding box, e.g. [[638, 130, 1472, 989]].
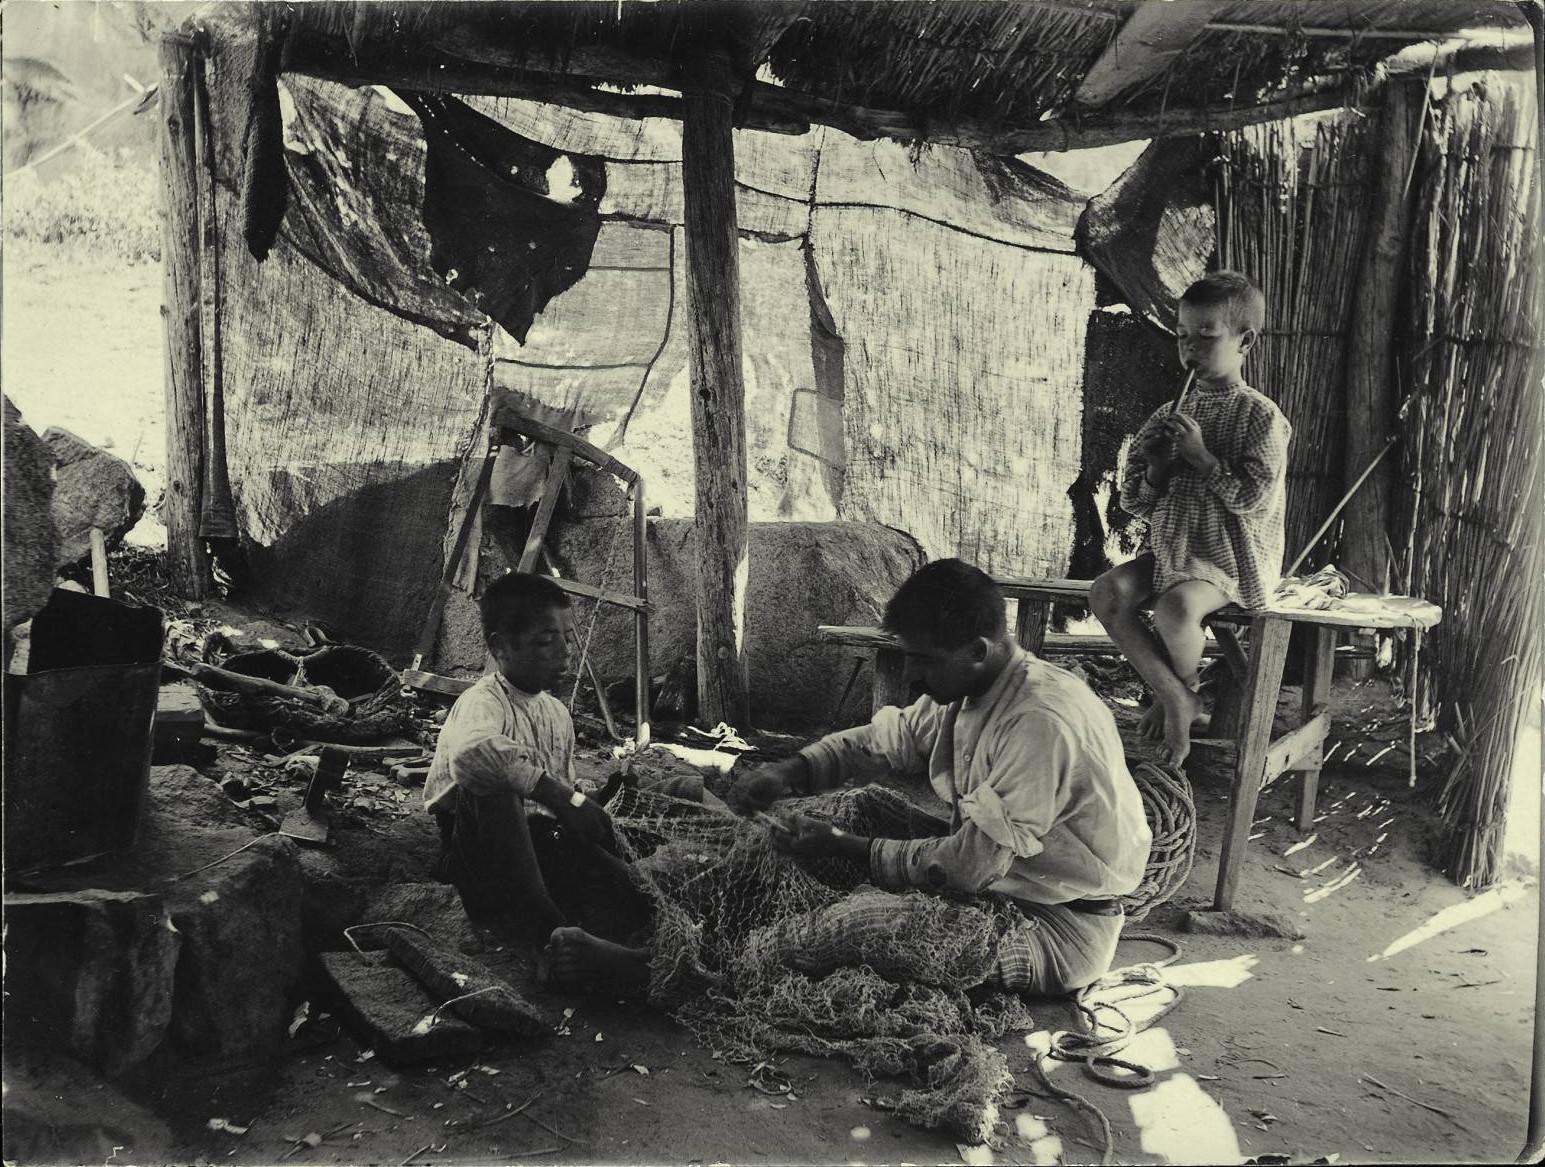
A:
[[1120, 382, 1291, 610]]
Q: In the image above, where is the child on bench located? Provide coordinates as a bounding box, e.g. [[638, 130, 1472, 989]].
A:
[[1090, 270, 1292, 767]]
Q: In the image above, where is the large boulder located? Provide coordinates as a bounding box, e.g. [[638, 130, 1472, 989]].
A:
[[3, 395, 59, 637], [3, 888, 181, 1077], [434, 519, 926, 732], [11, 766, 307, 1070], [42, 425, 146, 565]]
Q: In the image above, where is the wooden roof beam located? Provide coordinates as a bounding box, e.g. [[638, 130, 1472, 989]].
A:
[[1071, 0, 1217, 109]]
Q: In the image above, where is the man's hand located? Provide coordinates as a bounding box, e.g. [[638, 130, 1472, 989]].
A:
[[727, 758, 805, 815], [766, 812, 849, 858]]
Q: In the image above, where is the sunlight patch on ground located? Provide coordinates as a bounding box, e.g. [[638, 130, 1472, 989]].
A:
[[1129, 1074, 1242, 1163], [1012, 1114, 1063, 1164], [1367, 879, 1534, 961], [1164, 953, 1259, 988], [1122, 1026, 1181, 1074]]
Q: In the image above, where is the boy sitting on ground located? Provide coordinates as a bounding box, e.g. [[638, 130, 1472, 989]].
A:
[[424, 571, 650, 973]]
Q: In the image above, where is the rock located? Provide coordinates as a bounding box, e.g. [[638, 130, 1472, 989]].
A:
[[318, 950, 483, 1064], [3, 888, 180, 1076], [42, 425, 146, 566], [359, 881, 485, 954], [1181, 907, 1305, 940], [2, 1046, 178, 1167], [3, 395, 60, 641], [163, 833, 306, 1055], [14, 767, 308, 1065], [436, 519, 926, 731]]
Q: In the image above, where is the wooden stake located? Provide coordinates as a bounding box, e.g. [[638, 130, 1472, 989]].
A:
[[89, 528, 110, 597], [158, 35, 212, 598], [681, 46, 750, 730]]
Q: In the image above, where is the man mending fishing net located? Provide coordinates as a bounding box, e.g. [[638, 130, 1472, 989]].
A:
[[727, 557, 1153, 996]]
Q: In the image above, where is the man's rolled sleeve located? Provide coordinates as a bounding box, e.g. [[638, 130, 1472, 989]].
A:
[[869, 824, 1017, 895], [800, 699, 936, 792]]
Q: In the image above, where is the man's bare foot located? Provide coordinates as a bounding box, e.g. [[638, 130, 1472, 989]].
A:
[[543, 926, 650, 991], [1160, 687, 1205, 767]]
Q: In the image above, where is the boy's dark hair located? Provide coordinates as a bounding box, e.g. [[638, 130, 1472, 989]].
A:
[[1181, 270, 1266, 334], [479, 572, 570, 642], [882, 559, 1007, 649]]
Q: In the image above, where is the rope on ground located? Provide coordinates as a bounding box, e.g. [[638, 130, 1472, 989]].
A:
[[1020, 932, 1185, 1165]]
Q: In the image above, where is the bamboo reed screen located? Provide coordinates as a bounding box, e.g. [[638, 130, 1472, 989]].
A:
[[1397, 80, 1542, 889], [1213, 114, 1379, 568]]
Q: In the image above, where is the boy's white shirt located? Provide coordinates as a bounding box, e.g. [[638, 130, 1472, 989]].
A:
[[423, 673, 574, 814]]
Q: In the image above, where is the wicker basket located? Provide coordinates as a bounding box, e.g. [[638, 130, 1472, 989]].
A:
[[1121, 760, 1196, 923], [197, 644, 411, 744]]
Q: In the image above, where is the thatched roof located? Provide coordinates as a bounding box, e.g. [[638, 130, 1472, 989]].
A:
[[216, 1, 1534, 153]]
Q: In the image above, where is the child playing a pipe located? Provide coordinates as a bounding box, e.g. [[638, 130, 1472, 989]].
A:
[[1090, 270, 1292, 768]]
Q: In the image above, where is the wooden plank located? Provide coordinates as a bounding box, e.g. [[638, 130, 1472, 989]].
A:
[[494, 410, 638, 485], [158, 36, 210, 599], [1265, 710, 1330, 787], [1214, 615, 1292, 911], [549, 576, 653, 614], [516, 446, 574, 573], [872, 647, 910, 713], [402, 669, 475, 698], [682, 49, 750, 730], [1295, 626, 1339, 828], [1072, 0, 1216, 108]]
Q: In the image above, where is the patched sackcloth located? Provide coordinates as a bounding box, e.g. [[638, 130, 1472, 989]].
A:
[[1120, 382, 1292, 610]]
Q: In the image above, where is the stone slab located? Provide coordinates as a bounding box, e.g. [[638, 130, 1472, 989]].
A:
[[318, 950, 482, 1065]]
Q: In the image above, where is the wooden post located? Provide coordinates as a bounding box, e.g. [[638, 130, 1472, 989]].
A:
[[1339, 81, 1419, 596], [680, 48, 750, 730], [158, 35, 211, 598]]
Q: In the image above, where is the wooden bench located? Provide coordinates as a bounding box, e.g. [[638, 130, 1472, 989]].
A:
[[818, 577, 1442, 911]]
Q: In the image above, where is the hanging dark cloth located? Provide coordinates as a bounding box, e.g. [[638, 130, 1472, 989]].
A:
[[402, 93, 606, 344]]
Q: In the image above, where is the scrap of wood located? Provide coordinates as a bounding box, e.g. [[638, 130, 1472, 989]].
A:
[[1360, 1073, 1468, 1129]]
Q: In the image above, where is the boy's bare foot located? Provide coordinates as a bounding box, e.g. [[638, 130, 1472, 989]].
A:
[[1137, 703, 1165, 741], [543, 926, 650, 990], [1159, 688, 1205, 768]]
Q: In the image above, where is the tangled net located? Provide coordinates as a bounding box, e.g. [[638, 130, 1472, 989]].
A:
[[605, 782, 1035, 1144]]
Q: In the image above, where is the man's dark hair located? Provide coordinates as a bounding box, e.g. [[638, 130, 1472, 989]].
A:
[[479, 571, 570, 642], [1181, 269, 1266, 334], [882, 559, 1007, 649]]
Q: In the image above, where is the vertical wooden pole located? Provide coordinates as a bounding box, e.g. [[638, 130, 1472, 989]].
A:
[[633, 479, 652, 748], [681, 48, 750, 730], [158, 35, 211, 598], [1340, 82, 1419, 595], [193, 51, 237, 540]]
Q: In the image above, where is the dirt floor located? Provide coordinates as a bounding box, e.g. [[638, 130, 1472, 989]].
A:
[[4, 240, 1538, 1167], [6, 626, 1537, 1167]]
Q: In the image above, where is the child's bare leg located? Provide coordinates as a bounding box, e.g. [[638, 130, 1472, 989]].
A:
[[1090, 558, 1194, 746], [1150, 580, 1231, 765], [544, 926, 650, 991], [450, 792, 566, 939]]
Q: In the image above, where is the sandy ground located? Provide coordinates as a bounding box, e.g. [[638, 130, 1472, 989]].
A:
[[4, 240, 1539, 1166], [21, 683, 1532, 1167]]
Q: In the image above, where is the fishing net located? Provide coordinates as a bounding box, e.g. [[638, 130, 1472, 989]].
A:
[[603, 781, 1037, 1144]]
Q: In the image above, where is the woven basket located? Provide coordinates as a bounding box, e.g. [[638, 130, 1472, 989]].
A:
[[197, 644, 410, 744], [1121, 760, 1196, 923]]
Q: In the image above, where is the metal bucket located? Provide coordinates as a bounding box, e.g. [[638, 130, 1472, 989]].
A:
[[4, 590, 164, 876]]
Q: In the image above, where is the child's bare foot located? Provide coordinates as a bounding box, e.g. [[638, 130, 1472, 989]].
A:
[[1160, 688, 1205, 767], [1138, 703, 1165, 741], [543, 926, 650, 990]]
